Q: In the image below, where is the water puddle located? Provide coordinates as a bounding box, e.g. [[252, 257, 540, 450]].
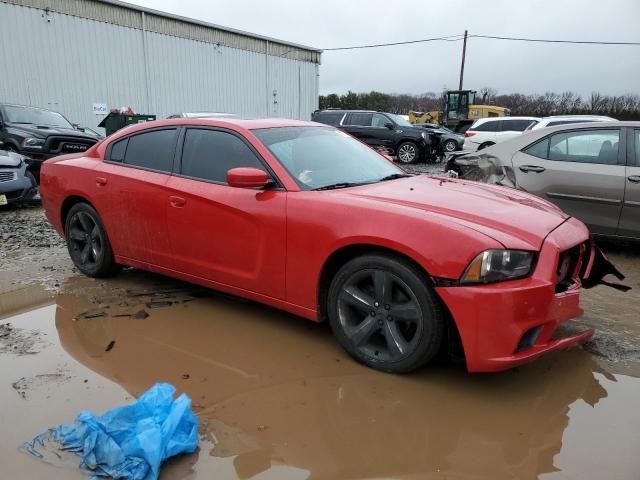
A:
[[0, 271, 639, 479]]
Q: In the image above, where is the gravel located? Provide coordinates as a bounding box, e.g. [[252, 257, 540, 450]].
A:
[[0, 206, 66, 252]]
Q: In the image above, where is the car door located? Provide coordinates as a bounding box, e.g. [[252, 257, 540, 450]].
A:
[[510, 127, 626, 235], [165, 127, 286, 299], [617, 127, 640, 238], [93, 128, 177, 265]]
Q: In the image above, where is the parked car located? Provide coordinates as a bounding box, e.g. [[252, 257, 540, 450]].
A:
[[0, 103, 100, 181], [312, 109, 436, 163], [446, 121, 640, 241], [0, 142, 39, 206], [526, 115, 617, 131], [414, 123, 464, 153], [40, 118, 624, 373], [463, 117, 539, 151]]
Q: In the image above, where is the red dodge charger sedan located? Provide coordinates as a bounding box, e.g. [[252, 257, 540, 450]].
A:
[[39, 118, 625, 373]]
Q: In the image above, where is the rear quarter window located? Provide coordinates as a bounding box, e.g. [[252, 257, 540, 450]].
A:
[[107, 138, 128, 162]]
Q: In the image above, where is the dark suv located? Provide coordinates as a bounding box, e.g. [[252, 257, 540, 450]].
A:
[[0, 103, 101, 180], [312, 110, 435, 163]]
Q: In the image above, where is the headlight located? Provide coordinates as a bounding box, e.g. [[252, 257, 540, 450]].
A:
[[22, 138, 45, 149], [460, 249, 536, 284]]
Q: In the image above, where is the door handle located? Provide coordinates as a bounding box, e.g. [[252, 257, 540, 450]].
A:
[[519, 165, 546, 173], [95, 177, 107, 186], [628, 175, 640, 184], [169, 196, 186, 208]]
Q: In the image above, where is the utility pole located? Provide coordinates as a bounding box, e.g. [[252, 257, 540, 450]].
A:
[[458, 30, 468, 91]]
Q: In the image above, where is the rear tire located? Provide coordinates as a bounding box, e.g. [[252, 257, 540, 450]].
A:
[[327, 254, 444, 373], [396, 142, 419, 164], [443, 139, 457, 152], [64, 203, 119, 278]]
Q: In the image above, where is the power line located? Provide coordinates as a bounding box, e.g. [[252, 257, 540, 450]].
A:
[[322, 34, 465, 51], [470, 34, 640, 45], [323, 33, 640, 51]]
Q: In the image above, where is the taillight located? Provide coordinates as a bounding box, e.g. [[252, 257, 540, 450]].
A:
[[465, 131, 476, 137]]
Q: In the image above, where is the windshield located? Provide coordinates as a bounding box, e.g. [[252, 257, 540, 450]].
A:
[[386, 113, 412, 127], [3, 105, 73, 128], [253, 126, 405, 190]]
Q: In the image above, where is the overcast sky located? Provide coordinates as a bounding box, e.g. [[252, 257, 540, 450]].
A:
[[127, 0, 640, 97]]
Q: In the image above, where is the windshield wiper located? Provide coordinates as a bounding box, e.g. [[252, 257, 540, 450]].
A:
[[378, 173, 413, 182], [314, 182, 369, 191]]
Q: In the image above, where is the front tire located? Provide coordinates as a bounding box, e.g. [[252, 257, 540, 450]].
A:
[[327, 254, 444, 373], [396, 142, 419, 164], [64, 203, 119, 278]]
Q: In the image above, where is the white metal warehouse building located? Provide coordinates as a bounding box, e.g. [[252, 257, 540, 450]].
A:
[[0, 0, 322, 131]]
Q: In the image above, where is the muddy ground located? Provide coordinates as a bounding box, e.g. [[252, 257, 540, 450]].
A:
[[1, 181, 640, 479]]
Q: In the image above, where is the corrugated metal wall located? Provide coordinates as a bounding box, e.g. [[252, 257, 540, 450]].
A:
[[0, 1, 320, 131]]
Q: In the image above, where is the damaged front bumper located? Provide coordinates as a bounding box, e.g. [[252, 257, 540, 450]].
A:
[[435, 218, 629, 372]]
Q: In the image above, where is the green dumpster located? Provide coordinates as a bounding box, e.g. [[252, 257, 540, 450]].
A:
[[98, 113, 157, 136]]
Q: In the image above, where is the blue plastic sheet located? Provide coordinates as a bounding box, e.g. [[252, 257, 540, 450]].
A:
[[25, 383, 198, 480]]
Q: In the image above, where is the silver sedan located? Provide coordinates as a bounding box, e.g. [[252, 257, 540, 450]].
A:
[[445, 121, 640, 241]]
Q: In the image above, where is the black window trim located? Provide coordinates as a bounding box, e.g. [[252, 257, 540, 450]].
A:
[[104, 126, 181, 174], [174, 126, 284, 189], [521, 127, 626, 166], [627, 126, 638, 167]]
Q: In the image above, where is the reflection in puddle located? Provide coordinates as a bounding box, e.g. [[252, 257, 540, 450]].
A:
[[1, 271, 639, 479]]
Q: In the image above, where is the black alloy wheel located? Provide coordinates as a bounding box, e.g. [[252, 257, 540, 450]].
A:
[[65, 203, 119, 277], [328, 254, 443, 373]]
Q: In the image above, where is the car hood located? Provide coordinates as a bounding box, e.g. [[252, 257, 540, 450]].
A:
[[0, 149, 22, 168], [342, 175, 569, 250], [7, 123, 97, 140]]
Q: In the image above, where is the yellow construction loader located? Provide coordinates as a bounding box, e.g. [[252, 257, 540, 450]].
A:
[[409, 90, 509, 132]]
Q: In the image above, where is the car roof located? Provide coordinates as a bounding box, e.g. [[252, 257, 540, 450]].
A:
[[538, 115, 615, 120], [314, 109, 375, 114], [108, 118, 322, 138], [474, 116, 540, 124]]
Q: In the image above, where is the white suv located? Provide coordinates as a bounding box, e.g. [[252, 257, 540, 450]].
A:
[[463, 117, 539, 151], [526, 115, 617, 131]]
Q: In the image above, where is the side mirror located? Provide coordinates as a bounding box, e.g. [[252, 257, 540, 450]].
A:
[[227, 167, 273, 189], [384, 122, 394, 130]]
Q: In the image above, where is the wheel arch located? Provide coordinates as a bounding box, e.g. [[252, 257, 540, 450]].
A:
[[316, 242, 465, 364], [60, 195, 97, 230]]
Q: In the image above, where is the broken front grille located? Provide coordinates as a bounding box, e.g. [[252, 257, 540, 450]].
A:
[[555, 242, 589, 293]]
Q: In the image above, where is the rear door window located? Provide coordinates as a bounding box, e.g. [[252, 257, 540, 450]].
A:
[[548, 129, 620, 165], [500, 119, 534, 132], [313, 112, 344, 126], [345, 113, 373, 127], [124, 129, 178, 172], [471, 121, 499, 132], [180, 128, 265, 184]]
